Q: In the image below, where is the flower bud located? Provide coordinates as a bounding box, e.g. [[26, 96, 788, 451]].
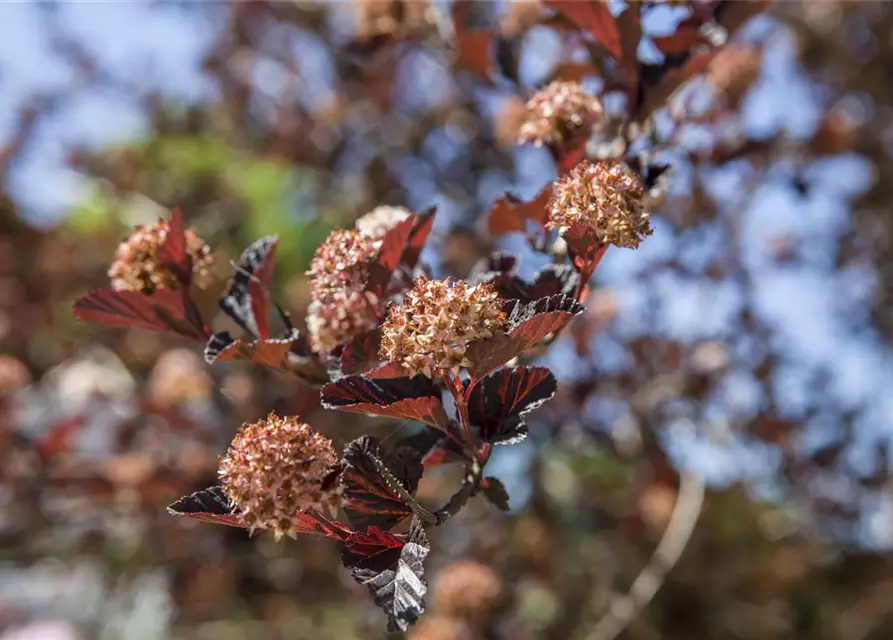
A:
[[379, 277, 508, 377], [548, 160, 653, 249], [218, 413, 340, 539]]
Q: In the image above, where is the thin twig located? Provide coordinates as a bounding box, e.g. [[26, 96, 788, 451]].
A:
[[586, 471, 707, 640]]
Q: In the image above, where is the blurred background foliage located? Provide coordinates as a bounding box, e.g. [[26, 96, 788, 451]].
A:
[[3, 1, 893, 639]]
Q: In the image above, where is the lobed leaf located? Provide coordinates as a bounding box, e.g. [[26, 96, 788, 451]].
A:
[[350, 517, 429, 632], [73, 288, 209, 341], [465, 295, 584, 379], [365, 214, 417, 300], [487, 187, 551, 237], [154, 206, 192, 287], [487, 263, 579, 304], [204, 329, 300, 369], [399, 207, 437, 274], [321, 375, 450, 430], [338, 328, 383, 375], [167, 486, 247, 529], [342, 526, 406, 572], [467, 366, 557, 444], [340, 436, 425, 531], [219, 235, 279, 339]]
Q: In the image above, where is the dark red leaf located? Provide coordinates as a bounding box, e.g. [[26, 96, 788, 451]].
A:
[[219, 235, 279, 339], [339, 328, 383, 375], [487, 264, 579, 303], [293, 511, 353, 540], [467, 366, 557, 444], [564, 222, 609, 281], [204, 329, 299, 369], [350, 517, 428, 632], [545, 0, 622, 60], [322, 375, 450, 430], [342, 526, 406, 572], [366, 214, 417, 299], [167, 486, 247, 529], [487, 187, 551, 237], [399, 207, 437, 274], [340, 436, 424, 531], [480, 477, 511, 511], [465, 295, 584, 379], [73, 288, 209, 341], [155, 206, 192, 287]]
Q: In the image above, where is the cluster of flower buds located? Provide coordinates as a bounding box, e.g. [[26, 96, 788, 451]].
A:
[[548, 159, 653, 249], [518, 80, 604, 148], [305, 206, 412, 354], [217, 412, 340, 539], [380, 277, 508, 377], [108, 219, 214, 293]]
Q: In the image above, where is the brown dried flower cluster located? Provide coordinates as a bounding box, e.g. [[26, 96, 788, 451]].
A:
[[431, 560, 504, 620], [218, 412, 340, 539], [518, 81, 604, 148], [307, 229, 380, 298], [306, 290, 380, 354], [108, 219, 214, 293], [355, 205, 411, 239], [305, 228, 382, 353], [548, 160, 653, 249], [380, 277, 508, 377]]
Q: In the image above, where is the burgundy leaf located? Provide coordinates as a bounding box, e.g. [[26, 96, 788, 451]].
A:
[[167, 486, 247, 529], [340, 436, 424, 531], [342, 526, 406, 572], [349, 517, 429, 632], [293, 511, 353, 540], [545, 0, 622, 60], [487, 187, 551, 237], [154, 206, 192, 287], [558, 139, 588, 176], [73, 288, 209, 341], [204, 329, 300, 369], [321, 375, 450, 430], [400, 207, 437, 273], [219, 235, 279, 339], [487, 264, 579, 303], [465, 295, 584, 379], [467, 366, 557, 444], [366, 214, 417, 299], [339, 328, 383, 375], [564, 222, 609, 281], [480, 477, 511, 511]]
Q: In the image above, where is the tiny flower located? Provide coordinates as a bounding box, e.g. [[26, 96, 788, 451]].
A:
[[355, 205, 411, 239], [306, 289, 381, 354], [518, 81, 604, 148], [218, 412, 340, 540], [379, 277, 508, 377], [108, 219, 214, 293], [548, 159, 653, 249], [431, 560, 504, 620], [307, 229, 380, 300]]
